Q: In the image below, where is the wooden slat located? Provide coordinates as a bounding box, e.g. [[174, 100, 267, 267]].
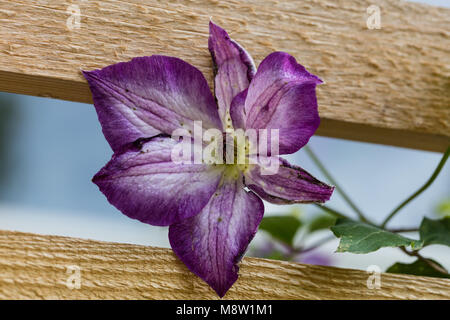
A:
[[0, 230, 449, 299], [0, 0, 449, 151]]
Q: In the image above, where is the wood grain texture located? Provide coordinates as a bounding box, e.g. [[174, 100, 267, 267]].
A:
[[0, 230, 449, 300], [0, 0, 449, 151]]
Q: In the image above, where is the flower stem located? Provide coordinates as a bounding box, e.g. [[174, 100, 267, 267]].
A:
[[388, 227, 419, 233], [304, 146, 371, 223], [381, 147, 450, 228], [400, 247, 448, 275]]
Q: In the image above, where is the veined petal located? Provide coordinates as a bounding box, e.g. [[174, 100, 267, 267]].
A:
[[93, 135, 224, 226], [208, 21, 256, 128], [244, 52, 322, 155], [245, 157, 334, 204], [229, 89, 248, 129], [83, 56, 222, 152], [169, 171, 264, 297]]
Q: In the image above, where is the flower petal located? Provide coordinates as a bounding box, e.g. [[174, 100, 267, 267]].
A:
[[229, 89, 248, 129], [208, 21, 256, 127], [93, 135, 224, 226], [245, 157, 334, 204], [243, 52, 322, 155], [169, 172, 264, 297], [83, 55, 222, 152]]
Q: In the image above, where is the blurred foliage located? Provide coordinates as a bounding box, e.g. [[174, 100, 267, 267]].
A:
[[0, 93, 18, 188], [419, 217, 450, 247], [259, 215, 301, 246], [308, 214, 336, 233], [387, 259, 450, 279], [436, 198, 450, 218], [252, 206, 335, 266]]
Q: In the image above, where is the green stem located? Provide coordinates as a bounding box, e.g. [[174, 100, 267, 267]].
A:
[[388, 227, 419, 233], [400, 247, 448, 275], [381, 147, 450, 228], [314, 204, 348, 220], [304, 146, 371, 223]]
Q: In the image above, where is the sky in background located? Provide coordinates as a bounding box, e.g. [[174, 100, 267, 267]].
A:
[[0, 0, 448, 272]]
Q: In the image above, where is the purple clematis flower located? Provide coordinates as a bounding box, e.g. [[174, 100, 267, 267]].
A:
[[82, 21, 334, 297]]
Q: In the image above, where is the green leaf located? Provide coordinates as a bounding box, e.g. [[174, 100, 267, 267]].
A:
[[330, 219, 423, 254], [259, 216, 302, 246], [387, 259, 450, 279], [420, 217, 450, 247], [308, 214, 336, 233]]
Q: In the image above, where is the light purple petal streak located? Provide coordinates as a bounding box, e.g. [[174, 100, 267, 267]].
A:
[[235, 52, 322, 155], [245, 158, 334, 204], [169, 174, 264, 297], [208, 21, 256, 127], [93, 135, 224, 226], [83, 56, 222, 152], [229, 89, 248, 129]]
